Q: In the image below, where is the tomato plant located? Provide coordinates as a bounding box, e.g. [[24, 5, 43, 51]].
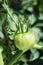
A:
[[0, 0, 43, 65]]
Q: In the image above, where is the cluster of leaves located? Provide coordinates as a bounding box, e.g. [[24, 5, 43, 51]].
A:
[[0, 0, 43, 65]]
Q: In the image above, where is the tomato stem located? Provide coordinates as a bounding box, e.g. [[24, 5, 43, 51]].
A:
[[7, 50, 24, 65], [18, 22, 23, 33], [33, 44, 43, 49]]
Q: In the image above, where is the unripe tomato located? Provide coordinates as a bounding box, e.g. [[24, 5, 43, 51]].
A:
[[14, 32, 36, 52]]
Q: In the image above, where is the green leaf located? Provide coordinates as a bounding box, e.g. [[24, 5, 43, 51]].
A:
[[30, 27, 41, 42], [0, 0, 2, 2], [23, 62, 28, 65], [35, 23, 43, 27], [39, 4, 43, 13], [28, 14, 36, 25], [0, 13, 6, 38], [0, 13, 6, 30], [40, 57, 43, 60], [38, 42, 43, 46], [0, 31, 4, 39], [39, 13, 43, 20], [7, 14, 18, 31], [19, 55, 28, 62], [27, 7, 33, 12], [21, 0, 37, 11], [29, 49, 39, 61]]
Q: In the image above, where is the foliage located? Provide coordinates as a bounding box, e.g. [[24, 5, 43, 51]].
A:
[[0, 0, 43, 65]]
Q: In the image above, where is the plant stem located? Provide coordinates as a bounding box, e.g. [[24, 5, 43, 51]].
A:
[[7, 50, 24, 65], [2, 2, 18, 28], [2, 22, 12, 58], [33, 44, 43, 49]]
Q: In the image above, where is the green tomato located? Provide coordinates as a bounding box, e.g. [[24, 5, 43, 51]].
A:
[[14, 32, 36, 52]]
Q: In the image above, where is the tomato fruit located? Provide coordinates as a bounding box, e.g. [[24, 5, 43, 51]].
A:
[[14, 32, 36, 52]]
